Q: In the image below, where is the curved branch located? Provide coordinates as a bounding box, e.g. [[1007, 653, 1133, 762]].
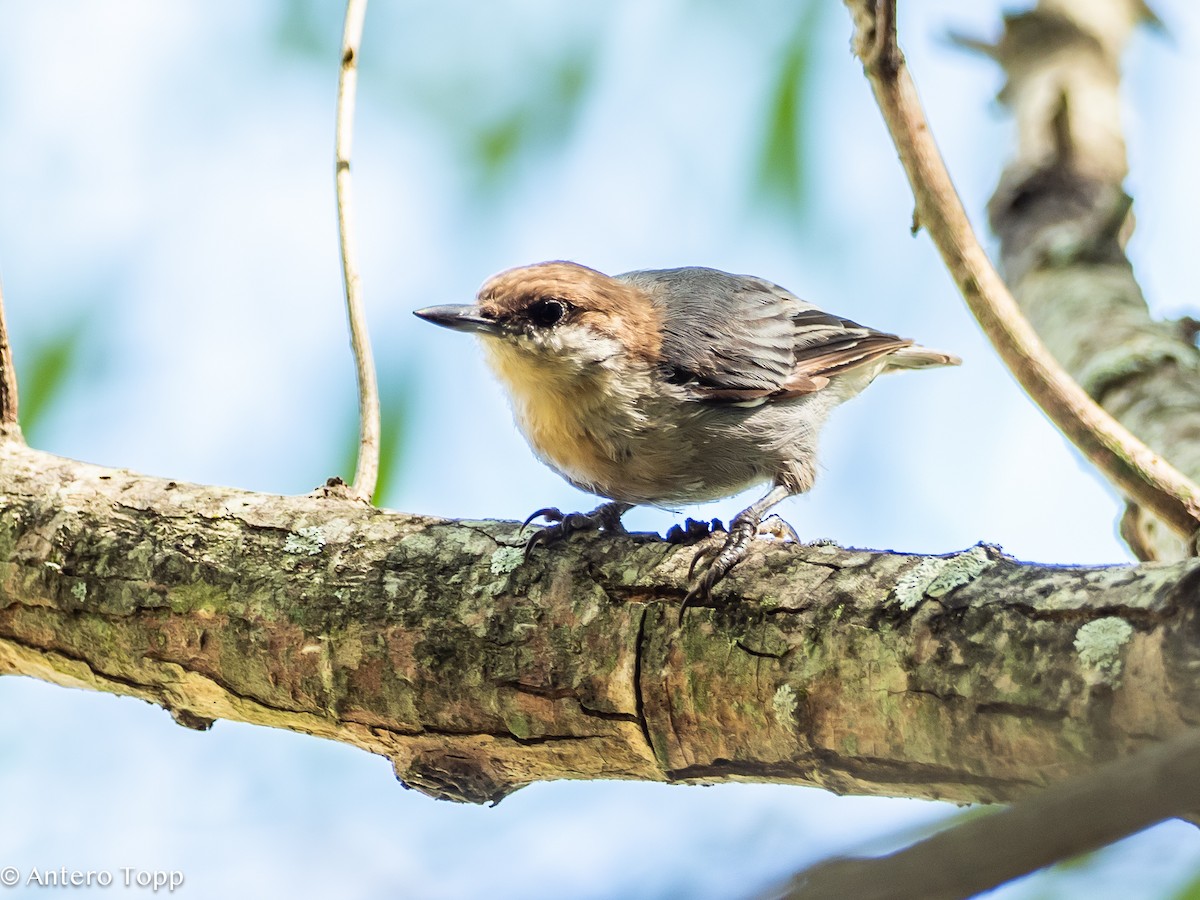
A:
[[974, 2, 1200, 562], [841, 0, 1200, 544], [2, 440, 1199, 805], [785, 728, 1200, 899], [335, 0, 381, 503]]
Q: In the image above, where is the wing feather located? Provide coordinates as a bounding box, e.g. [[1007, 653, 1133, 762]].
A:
[[616, 267, 914, 405]]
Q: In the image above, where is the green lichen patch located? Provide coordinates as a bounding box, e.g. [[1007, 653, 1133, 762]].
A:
[[1074, 617, 1133, 686], [894, 558, 945, 610], [894, 545, 993, 610], [284, 526, 326, 556], [927, 546, 992, 597], [489, 546, 524, 576], [772, 684, 798, 726]]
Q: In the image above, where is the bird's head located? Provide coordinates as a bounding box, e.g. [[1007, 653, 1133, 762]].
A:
[[414, 262, 662, 384]]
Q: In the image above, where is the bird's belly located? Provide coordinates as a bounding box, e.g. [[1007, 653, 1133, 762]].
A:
[[483, 342, 771, 505], [517, 393, 767, 506], [516, 389, 632, 496]]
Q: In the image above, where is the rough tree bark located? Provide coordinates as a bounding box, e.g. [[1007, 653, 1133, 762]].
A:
[[3, 437, 1199, 805]]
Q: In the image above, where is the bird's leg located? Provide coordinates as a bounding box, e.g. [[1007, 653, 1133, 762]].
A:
[[679, 484, 794, 623], [523, 501, 634, 557]]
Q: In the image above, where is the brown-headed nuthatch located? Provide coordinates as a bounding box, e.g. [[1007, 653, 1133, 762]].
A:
[[416, 261, 959, 619]]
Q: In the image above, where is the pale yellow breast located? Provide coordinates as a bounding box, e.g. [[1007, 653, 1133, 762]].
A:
[[481, 341, 631, 493]]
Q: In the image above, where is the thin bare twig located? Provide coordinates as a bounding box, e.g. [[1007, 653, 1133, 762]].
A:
[[0, 276, 20, 433], [842, 0, 1200, 543], [335, 0, 381, 503], [782, 728, 1200, 899]]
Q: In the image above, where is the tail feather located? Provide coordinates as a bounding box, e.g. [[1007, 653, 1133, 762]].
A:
[[885, 344, 961, 370]]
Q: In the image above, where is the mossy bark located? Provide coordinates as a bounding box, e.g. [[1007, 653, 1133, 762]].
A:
[[2, 439, 1199, 804]]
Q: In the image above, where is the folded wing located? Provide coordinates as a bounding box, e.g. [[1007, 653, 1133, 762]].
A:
[[618, 267, 928, 405]]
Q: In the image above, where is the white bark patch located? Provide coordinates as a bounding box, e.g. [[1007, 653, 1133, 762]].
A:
[[284, 525, 326, 556], [490, 546, 525, 576], [773, 684, 798, 726], [894, 545, 994, 610], [1074, 617, 1134, 687]]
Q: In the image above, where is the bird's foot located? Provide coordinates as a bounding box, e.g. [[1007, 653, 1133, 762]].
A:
[[522, 501, 632, 557], [677, 513, 797, 624], [678, 515, 757, 624], [664, 517, 726, 545]]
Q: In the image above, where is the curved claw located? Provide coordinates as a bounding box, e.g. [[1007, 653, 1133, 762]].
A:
[[676, 483, 796, 625], [522, 507, 565, 532], [677, 583, 705, 626], [521, 501, 632, 561], [522, 515, 587, 557], [687, 543, 718, 580], [679, 518, 760, 623], [523, 527, 556, 558], [678, 540, 727, 625]]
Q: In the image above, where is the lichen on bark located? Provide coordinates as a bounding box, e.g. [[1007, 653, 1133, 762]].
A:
[[4, 440, 1200, 804]]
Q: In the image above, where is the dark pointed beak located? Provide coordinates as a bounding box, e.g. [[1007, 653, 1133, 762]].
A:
[[413, 305, 502, 336]]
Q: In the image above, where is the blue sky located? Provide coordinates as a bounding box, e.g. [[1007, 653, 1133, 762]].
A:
[[1, 2, 1198, 897]]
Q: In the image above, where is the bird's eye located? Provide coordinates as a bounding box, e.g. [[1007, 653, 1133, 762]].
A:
[[527, 298, 568, 328]]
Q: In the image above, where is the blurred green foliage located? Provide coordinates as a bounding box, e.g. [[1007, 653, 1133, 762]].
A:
[[754, 0, 822, 221], [272, 0, 822, 213], [1175, 869, 1200, 900], [16, 316, 90, 444], [467, 48, 596, 190], [273, 0, 598, 194]]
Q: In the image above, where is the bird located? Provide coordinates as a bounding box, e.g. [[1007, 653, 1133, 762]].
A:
[[415, 261, 959, 620]]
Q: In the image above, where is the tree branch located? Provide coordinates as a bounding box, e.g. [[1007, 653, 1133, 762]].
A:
[[3, 440, 1199, 805], [335, 0, 381, 503], [974, 1, 1200, 562], [783, 727, 1200, 899], [0, 275, 19, 433], [841, 0, 1200, 544]]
